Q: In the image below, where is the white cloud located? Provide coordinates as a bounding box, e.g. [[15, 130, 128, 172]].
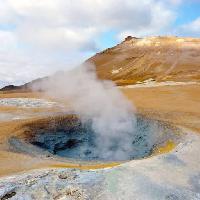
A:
[[0, 30, 17, 50], [178, 17, 200, 36], [0, 0, 177, 86], [118, 1, 175, 38], [5, 0, 176, 50], [0, 1, 14, 23], [167, 0, 183, 5]]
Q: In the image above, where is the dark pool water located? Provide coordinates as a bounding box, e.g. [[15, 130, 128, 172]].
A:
[[30, 116, 174, 161]]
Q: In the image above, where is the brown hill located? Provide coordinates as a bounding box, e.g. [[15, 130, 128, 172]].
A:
[[87, 36, 200, 85], [0, 77, 49, 92], [1, 36, 200, 91]]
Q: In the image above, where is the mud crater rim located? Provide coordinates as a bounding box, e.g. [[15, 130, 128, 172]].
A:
[[14, 114, 178, 162]]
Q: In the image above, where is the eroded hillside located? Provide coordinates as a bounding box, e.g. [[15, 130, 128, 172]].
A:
[[1, 36, 200, 90], [88, 36, 200, 85]]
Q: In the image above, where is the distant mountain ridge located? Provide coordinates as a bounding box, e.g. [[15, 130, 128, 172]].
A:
[[0, 77, 49, 91], [1, 36, 200, 91]]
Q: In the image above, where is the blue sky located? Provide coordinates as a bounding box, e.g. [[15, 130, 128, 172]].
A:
[[0, 0, 199, 86], [175, 1, 200, 25], [99, 1, 200, 50], [96, 31, 118, 51]]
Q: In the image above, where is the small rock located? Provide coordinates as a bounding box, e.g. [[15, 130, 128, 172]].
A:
[[0, 191, 16, 200], [0, 186, 16, 200], [58, 172, 77, 180], [58, 172, 71, 180]]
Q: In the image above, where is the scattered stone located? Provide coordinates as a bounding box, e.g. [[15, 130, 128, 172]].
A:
[[0, 191, 16, 200], [58, 172, 71, 180], [58, 172, 78, 180], [65, 187, 86, 200], [0, 186, 16, 200]]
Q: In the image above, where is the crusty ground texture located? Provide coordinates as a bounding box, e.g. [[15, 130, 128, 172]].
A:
[[0, 84, 199, 176]]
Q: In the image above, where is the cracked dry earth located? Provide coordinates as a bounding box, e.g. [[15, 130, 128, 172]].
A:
[[0, 84, 200, 200]]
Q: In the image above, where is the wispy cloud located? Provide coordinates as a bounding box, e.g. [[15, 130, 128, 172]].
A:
[[0, 0, 196, 86], [178, 17, 200, 36]]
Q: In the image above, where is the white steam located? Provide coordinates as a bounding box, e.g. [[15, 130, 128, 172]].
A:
[[34, 63, 137, 160]]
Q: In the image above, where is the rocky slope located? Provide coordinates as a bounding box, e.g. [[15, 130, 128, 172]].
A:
[[1, 36, 200, 91], [87, 36, 200, 85]]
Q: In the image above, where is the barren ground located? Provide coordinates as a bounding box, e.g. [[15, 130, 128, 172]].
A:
[[0, 83, 199, 177]]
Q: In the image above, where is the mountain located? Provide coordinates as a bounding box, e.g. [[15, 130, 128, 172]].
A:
[[87, 36, 200, 85], [1, 36, 200, 91], [0, 77, 49, 92]]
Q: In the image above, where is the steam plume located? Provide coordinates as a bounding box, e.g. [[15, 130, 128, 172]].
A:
[[34, 63, 137, 160]]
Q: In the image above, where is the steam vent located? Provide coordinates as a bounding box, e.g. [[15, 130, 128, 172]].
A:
[[0, 36, 200, 199], [10, 115, 177, 162]]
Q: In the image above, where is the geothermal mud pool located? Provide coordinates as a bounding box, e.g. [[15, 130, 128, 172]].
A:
[[0, 98, 199, 199], [2, 123, 200, 200], [10, 115, 177, 162]]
